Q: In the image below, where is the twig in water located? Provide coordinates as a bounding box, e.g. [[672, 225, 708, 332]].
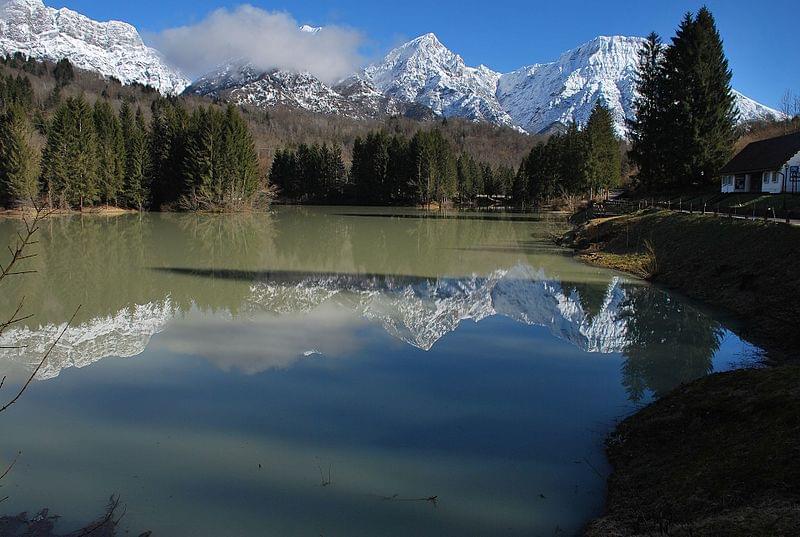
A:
[[317, 463, 332, 487], [73, 495, 124, 537], [380, 495, 439, 508], [582, 457, 605, 479], [0, 451, 21, 482]]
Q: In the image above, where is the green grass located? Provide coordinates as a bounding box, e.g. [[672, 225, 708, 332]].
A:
[[633, 192, 800, 219]]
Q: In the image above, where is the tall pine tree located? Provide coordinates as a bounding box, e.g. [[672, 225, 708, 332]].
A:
[[0, 103, 39, 207], [629, 32, 666, 190], [93, 100, 125, 206], [584, 101, 621, 197], [661, 8, 737, 187], [41, 97, 98, 209]]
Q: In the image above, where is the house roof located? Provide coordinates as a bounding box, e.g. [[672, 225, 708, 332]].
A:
[[720, 131, 800, 175]]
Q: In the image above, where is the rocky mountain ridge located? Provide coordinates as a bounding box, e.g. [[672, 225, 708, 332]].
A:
[[0, 0, 189, 94], [191, 32, 783, 136]]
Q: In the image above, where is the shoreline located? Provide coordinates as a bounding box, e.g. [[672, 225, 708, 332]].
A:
[[561, 210, 800, 535], [0, 206, 137, 218]]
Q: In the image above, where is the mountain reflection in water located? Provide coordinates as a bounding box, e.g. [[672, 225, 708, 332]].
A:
[[2, 262, 728, 402]]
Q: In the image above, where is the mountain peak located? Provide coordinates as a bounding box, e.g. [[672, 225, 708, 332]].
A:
[[0, 0, 189, 94]]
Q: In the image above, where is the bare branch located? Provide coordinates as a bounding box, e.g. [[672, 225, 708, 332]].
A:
[[0, 206, 45, 286], [0, 451, 20, 482], [0, 305, 81, 414]]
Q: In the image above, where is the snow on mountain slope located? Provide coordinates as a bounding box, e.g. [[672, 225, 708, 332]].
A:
[[299, 24, 322, 34], [192, 31, 781, 136], [0, 0, 189, 94], [361, 33, 517, 128], [188, 62, 378, 119], [498, 36, 641, 136], [229, 69, 368, 118], [733, 90, 783, 123], [498, 36, 784, 136]]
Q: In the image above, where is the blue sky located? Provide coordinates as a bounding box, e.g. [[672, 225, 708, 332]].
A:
[[51, 0, 797, 108]]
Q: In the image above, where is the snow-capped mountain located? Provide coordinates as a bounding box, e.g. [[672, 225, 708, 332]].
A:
[[192, 32, 782, 136], [0, 0, 189, 94], [497, 36, 641, 135], [360, 33, 517, 129], [188, 61, 375, 119], [187, 60, 433, 121]]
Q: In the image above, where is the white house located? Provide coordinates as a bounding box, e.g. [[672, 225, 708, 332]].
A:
[[720, 131, 800, 194]]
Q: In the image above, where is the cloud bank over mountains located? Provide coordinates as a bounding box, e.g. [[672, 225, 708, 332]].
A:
[[151, 4, 364, 83]]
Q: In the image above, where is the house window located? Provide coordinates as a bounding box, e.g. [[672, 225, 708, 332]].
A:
[[735, 175, 746, 190], [773, 171, 779, 183], [763, 172, 771, 184]]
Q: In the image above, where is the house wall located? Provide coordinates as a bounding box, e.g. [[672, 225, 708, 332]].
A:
[[721, 174, 751, 193], [761, 170, 782, 194], [779, 149, 800, 194]]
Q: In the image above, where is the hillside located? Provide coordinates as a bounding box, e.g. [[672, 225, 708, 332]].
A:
[[0, 54, 538, 172]]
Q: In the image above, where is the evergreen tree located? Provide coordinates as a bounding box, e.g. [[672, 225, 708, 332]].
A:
[[183, 105, 262, 210], [584, 101, 621, 197], [184, 107, 224, 209], [511, 161, 528, 208], [41, 97, 98, 209], [559, 124, 588, 194], [53, 58, 75, 87], [0, 103, 40, 207], [661, 8, 737, 186], [148, 99, 189, 208], [220, 104, 261, 208], [0, 74, 34, 111], [119, 104, 149, 209], [629, 32, 666, 190], [495, 165, 515, 199], [93, 100, 125, 205]]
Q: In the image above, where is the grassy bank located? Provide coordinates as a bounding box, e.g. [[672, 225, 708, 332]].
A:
[[562, 210, 800, 361], [586, 365, 800, 536], [563, 210, 800, 535]]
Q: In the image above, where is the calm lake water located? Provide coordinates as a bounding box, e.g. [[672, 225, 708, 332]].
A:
[[0, 207, 758, 536]]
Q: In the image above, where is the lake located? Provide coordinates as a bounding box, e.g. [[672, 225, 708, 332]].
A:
[[0, 207, 759, 536]]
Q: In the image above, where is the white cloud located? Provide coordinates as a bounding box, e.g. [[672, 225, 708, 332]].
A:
[[152, 4, 364, 83]]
